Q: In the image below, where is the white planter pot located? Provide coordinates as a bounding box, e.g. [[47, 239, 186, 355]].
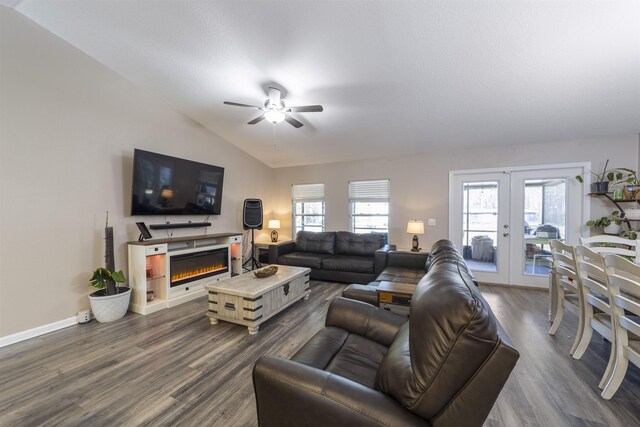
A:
[[603, 223, 621, 235], [625, 209, 640, 220], [88, 287, 131, 322]]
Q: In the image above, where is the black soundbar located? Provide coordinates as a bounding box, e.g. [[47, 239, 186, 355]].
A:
[[149, 222, 211, 230]]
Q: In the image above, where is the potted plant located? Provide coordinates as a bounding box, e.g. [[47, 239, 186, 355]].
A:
[[620, 228, 638, 240], [575, 159, 623, 194], [612, 167, 640, 200], [88, 268, 131, 322], [586, 210, 624, 235], [87, 212, 131, 323]]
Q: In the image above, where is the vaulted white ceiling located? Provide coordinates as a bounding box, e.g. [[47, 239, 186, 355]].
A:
[[5, 1, 640, 167]]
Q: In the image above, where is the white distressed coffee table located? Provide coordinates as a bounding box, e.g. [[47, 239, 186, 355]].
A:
[[206, 265, 311, 334]]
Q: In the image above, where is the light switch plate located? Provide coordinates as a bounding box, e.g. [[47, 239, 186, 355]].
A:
[[428, 218, 436, 226]]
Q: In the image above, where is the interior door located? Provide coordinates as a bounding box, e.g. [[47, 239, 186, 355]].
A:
[[449, 172, 511, 285]]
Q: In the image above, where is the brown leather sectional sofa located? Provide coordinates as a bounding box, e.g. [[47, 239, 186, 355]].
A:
[[253, 240, 518, 426], [343, 239, 478, 305]]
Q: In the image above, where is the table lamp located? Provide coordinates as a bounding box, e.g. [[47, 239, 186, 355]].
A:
[[407, 220, 424, 252], [268, 219, 281, 242]]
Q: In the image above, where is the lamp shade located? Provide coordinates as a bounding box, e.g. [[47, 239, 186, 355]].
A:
[[268, 220, 281, 229], [406, 220, 424, 235]]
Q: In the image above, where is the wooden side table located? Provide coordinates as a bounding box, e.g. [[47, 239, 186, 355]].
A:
[[377, 281, 417, 317], [394, 248, 429, 254], [254, 239, 293, 264]]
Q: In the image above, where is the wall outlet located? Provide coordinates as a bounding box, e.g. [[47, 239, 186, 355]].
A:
[[428, 218, 436, 226], [77, 310, 91, 324]]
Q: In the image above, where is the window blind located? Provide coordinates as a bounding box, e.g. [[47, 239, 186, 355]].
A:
[[292, 183, 325, 202], [348, 179, 390, 202]]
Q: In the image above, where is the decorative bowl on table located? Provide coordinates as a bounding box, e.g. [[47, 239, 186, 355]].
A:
[[254, 265, 278, 278]]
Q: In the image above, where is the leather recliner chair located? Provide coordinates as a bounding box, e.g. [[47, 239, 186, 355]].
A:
[[253, 257, 519, 426]]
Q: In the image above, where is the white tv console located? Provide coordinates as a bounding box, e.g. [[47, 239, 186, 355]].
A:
[[127, 233, 243, 315]]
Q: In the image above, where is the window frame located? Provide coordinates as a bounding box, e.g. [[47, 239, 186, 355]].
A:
[[348, 179, 390, 237]]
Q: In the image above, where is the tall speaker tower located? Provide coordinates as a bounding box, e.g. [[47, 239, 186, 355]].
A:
[[242, 199, 263, 270]]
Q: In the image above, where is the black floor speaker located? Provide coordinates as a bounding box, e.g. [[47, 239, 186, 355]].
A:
[[243, 199, 263, 230]]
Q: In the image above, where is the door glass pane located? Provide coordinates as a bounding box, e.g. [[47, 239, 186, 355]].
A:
[[523, 179, 566, 276], [462, 182, 498, 272]]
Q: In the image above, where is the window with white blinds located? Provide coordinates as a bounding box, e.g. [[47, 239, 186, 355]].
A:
[[348, 179, 390, 202], [292, 183, 325, 202], [349, 179, 390, 236], [292, 183, 325, 236]]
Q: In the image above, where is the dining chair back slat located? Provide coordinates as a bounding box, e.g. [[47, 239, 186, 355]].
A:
[[601, 254, 640, 399], [548, 240, 584, 355], [579, 235, 639, 262], [572, 246, 616, 389]]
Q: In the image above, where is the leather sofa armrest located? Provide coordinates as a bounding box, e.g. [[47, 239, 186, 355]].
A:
[[268, 240, 296, 264], [387, 251, 429, 270], [253, 356, 425, 427], [374, 244, 394, 275], [325, 297, 407, 347]]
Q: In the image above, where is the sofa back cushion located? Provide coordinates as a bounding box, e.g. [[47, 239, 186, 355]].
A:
[[335, 231, 385, 256], [426, 239, 477, 285], [375, 259, 511, 421], [295, 231, 336, 254], [387, 251, 428, 270]]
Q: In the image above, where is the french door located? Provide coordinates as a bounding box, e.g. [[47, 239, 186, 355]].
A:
[[449, 165, 586, 288]]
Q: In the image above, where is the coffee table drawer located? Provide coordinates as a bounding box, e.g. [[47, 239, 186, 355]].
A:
[[209, 293, 263, 322]]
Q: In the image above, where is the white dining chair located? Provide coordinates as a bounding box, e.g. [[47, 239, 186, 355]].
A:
[[549, 240, 584, 355], [601, 254, 640, 400], [580, 235, 639, 262], [573, 245, 616, 389]]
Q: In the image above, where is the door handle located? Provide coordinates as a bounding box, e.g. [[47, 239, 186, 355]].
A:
[[503, 232, 510, 237]]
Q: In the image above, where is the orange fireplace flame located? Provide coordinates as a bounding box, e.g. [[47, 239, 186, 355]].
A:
[[171, 264, 226, 283]]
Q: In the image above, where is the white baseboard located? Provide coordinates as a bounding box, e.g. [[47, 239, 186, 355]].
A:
[[0, 317, 78, 348]]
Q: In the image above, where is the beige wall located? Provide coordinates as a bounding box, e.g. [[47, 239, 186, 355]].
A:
[[0, 8, 275, 337], [273, 135, 639, 249]]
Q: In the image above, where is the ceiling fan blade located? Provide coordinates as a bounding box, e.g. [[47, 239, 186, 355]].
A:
[[224, 101, 261, 108], [285, 116, 303, 128], [247, 115, 265, 125], [287, 105, 323, 113], [267, 87, 281, 107]]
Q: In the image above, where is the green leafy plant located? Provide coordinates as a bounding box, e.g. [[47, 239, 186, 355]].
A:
[[612, 167, 639, 185], [607, 167, 640, 199], [585, 211, 623, 229], [89, 267, 126, 295], [620, 229, 638, 240], [575, 159, 624, 184]]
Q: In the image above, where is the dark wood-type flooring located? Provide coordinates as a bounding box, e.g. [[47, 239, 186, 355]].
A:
[[1, 282, 639, 426]]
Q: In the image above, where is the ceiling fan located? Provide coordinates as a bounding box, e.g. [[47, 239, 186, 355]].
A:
[[224, 87, 323, 128]]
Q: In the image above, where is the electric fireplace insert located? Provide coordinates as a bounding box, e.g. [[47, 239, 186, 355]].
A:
[[169, 248, 228, 287]]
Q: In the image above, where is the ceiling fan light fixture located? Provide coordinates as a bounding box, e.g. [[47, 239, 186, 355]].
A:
[[264, 109, 286, 124], [224, 88, 321, 128]]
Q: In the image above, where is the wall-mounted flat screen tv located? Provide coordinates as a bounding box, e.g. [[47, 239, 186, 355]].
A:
[[131, 149, 224, 216]]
